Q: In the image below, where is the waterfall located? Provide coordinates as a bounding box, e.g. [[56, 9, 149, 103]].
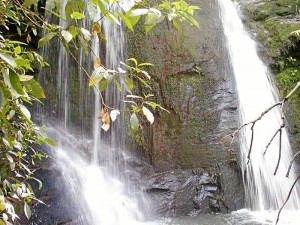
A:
[[39, 1, 152, 224], [218, 0, 300, 220]]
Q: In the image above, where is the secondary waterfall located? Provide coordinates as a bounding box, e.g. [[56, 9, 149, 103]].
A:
[[218, 0, 300, 221], [39, 1, 151, 224]]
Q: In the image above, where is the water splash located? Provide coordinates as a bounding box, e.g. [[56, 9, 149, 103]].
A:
[[218, 0, 300, 219]]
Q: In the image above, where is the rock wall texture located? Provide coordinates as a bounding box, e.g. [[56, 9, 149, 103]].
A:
[[127, 0, 244, 215]]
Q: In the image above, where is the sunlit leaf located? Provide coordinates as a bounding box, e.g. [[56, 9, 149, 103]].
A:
[[127, 58, 138, 66], [81, 28, 91, 41], [19, 105, 31, 120], [138, 62, 154, 67], [14, 46, 21, 55], [61, 30, 73, 42], [0, 195, 5, 211], [130, 9, 149, 16], [19, 75, 34, 82], [24, 202, 31, 219], [142, 106, 154, 124], [0, 53, 17, 67], [110, 110, 120, 122], [71, 12, 85, 19]]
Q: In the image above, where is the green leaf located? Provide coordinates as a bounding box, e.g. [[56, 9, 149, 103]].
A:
[[138, 62, 154, 67], [107, 12, 121, 25], [187, 14, 200, 29], [45, 138, 55, 146], [142, 106, 154, 124], [68, 26, 79, 38], [90, 0, 107, 15], [188, 5, 200, 15], [19, 105, 31, 120], [17, 27, 22, 36], [117, 11, 133, 32], [127, 58, 138, 66], [22, 0, 38, 7], [0, 195, 5, 211], [125, 76, 134, 91], [71, 12, 85, 19], [23, 78, 45, 98], [126, 11, 140, 27], [114, 78, 122, 92], [14, 46, 21, 55], [61, 30, 73, 42], [99, 78, 110, 92], [24, 202, 31, 219], [38, 32, 55, 48], [65, 0, 85, 20], [0, 53, 17, 67], [130, 113, 139, 130], [145, 24, 155, 33], [10, 71, 24, 95]]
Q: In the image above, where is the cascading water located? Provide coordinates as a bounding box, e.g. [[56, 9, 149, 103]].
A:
[[39, 1, 152, 224], [218, 0, 300, 223]]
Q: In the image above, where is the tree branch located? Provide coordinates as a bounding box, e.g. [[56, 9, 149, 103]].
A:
[[275, 173, 300, 225]]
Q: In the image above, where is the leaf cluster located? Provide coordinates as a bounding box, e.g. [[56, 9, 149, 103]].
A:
[[0, 0, 53, 224]]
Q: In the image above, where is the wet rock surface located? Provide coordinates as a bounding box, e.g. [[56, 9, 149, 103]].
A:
[[127, 0, 243, 214], [140, 169, 230, 216]]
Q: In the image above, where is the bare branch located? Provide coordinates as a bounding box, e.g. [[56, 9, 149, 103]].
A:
[[247, 123, 255, 164], [275, 173, 300, 225], [274, 130, 282, 175], [284, 81, 300, 100], [286, 151, 300, 177]]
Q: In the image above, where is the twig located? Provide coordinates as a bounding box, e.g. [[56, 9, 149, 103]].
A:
[[247, 123, 255, 164], [274, 129, 282, 175], [286, 150, 300, 177], [275, 173, 300, 225]]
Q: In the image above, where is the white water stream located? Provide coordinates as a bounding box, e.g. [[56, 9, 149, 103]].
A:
[[218, 0, 300, 223], [43, 1, 151, 224]]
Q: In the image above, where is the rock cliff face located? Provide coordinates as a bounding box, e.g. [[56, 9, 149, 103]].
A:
[[127, 0, 244, 215], [239, 0, 300, 169]]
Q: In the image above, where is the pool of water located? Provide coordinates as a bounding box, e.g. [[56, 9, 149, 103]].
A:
[[148, 209, 300, 225]]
